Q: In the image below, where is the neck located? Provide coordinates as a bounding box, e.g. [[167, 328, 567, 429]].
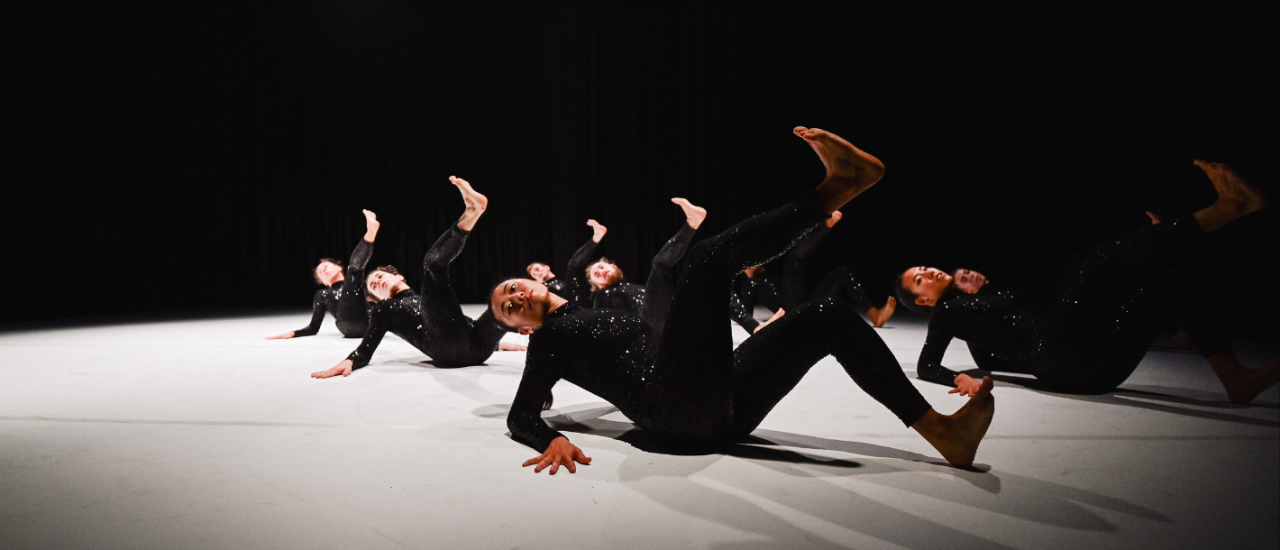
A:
[[547, 292, 569, 314]]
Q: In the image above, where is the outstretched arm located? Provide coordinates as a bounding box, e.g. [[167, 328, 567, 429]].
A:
[[271, 290, 327, 339], [507, 335, 591, 474], [915, 318, 963, 388], [312, 325, 387, 378]]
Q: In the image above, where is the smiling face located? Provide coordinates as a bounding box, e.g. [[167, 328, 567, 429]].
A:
[[587, 261, 622, 290], [366, 270, 406, 302], [490, 278, 550, 334], [901, 266, 953, 306], [315, 261, 344, 287], [527, 262, 553, 283]]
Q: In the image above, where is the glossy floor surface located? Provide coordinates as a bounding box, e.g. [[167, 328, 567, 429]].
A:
[[1, 307, 1276, 550]]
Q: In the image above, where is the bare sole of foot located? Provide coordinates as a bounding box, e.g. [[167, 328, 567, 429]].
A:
[[671, 198, 707, 230], [1195, 161, 1267, 230], [794, 126, 885, 211], [869, 296, 896, 328], [915, 376, 995, 467], [1222, 359, 1280, 405]]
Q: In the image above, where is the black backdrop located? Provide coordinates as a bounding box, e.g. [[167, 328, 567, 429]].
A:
[[2, 1, 1277, 337]]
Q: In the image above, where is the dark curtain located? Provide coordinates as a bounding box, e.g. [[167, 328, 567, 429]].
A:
[[1, 1, 1276, 338]]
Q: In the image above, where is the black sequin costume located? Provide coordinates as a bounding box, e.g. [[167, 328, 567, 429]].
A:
[[729, 290, 759, 333], [740, 272, 783, 312], [294, 239, 374, 338], [591, 224, 697, 336], [916, 217, 1230, 394], [780, 224, 831, 309], [811, 265, 879, 312], [346, 226, 505, 369], [509, 194, 933, 451], [545, 237, 598, 307]]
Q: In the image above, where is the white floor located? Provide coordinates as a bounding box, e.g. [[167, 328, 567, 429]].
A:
[[0, 307, 1276, 550]]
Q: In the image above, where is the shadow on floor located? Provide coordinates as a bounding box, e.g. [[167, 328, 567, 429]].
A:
[[518, 403, 1173, 549], [990, 374, 1280, 427]]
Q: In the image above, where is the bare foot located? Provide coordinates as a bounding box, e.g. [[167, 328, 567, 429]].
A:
[[451, 176, 489, 231], [1210, 353, 1280, 405], [794, 126, 885, 212], [586, 219, 608, 243], [868, 296, 896, 328], [1145, 211, 1162, 225], [824, 210, 843, 229], [1193, 160, 1267, 233], [753, 308, 785, 333], [671, 198, 707, 230], [913, 376, 995, 467]]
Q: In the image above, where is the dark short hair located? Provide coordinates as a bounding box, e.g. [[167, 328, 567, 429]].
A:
[[313, 258, 344, 285], [365, 265, 402, 303], [894, 270, 936, 315]]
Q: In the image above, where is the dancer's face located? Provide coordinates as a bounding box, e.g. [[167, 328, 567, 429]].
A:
[[491, 278, 548, 334], [902, 266, 953, 306], [527, 263, 553, 283], [588, 261, 621, 290], [952, 268, 988, 294], [315, 261, 344, 287], [366, 270, 406, 302]]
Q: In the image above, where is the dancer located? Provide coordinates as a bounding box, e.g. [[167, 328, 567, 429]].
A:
[[738, 212, 895, 327], [491, 127, 995, 473], [896, 160, 1279, 403], [267, 210, 380, 339], [311, 177, 522, 379], [527, 220, 608, 307], [585, 198, 706, 336]]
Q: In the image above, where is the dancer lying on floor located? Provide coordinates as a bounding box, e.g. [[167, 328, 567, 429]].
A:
[[491, 126, 995, 473], [896, 160, 1279, 404], [267, 210, 380, 339], [312, 177, 523, 379], [527, 220, 608, 308], [736, 212, 896, 328]]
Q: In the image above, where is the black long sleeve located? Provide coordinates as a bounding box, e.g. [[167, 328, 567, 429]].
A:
[[915, 286, 1038, 387], [344, 290, 428, 369], [293, 288, 335, 337], [508, 302, 657, 451]]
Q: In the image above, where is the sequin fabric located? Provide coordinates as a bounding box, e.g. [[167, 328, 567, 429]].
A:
[[915, 282, 1040, 387], [811, 265, 878, 312], [740, 273, 782, 312], [916, 217, 1220, 394], [591, 224, 697, 337], [541, 236, 598, 307], [346, 227, 504, 369], [508, 194, 932, 451], [294, 239, 373, 338]]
